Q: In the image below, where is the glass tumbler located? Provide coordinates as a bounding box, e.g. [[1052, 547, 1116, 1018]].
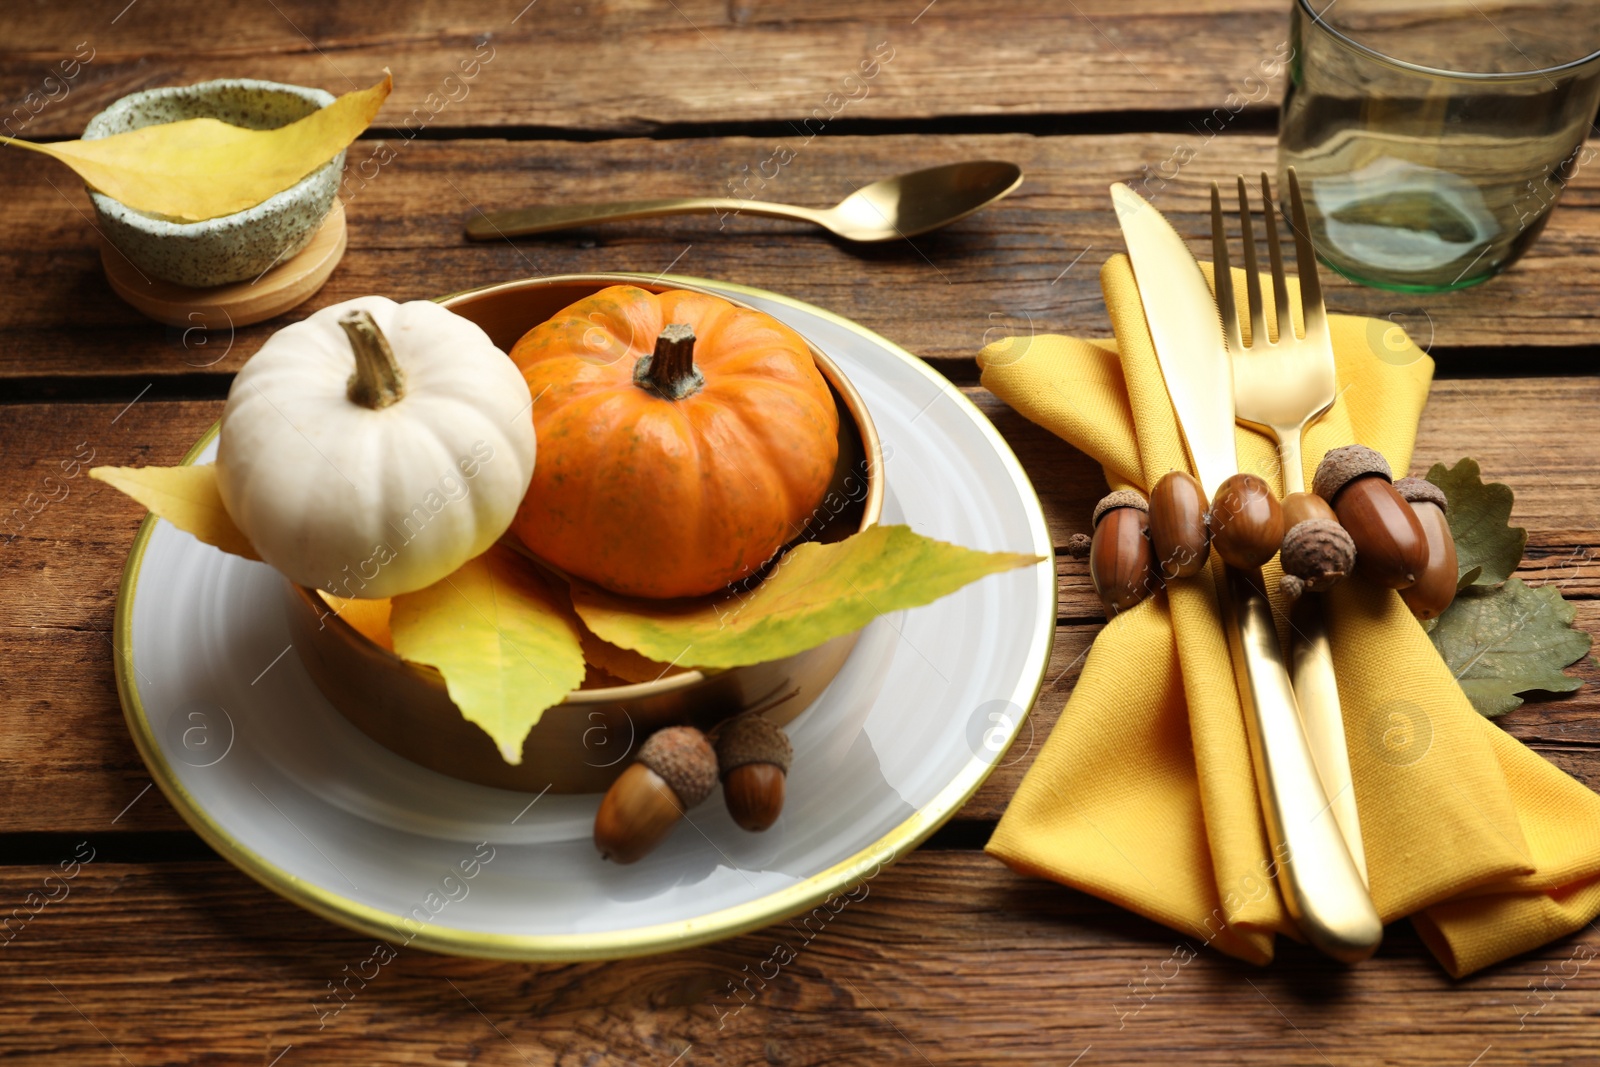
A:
[[1280, 0, 1600, 291]]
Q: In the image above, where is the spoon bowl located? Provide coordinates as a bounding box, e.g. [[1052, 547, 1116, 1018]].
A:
[[818, 161, 1024, 241], [465, 160, 1023, 243]]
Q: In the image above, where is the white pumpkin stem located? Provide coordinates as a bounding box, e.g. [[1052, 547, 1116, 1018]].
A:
[[341, 310, 406, 410], [638, 322, 704, 400]]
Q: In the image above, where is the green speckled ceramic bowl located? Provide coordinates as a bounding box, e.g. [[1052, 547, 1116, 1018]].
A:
[[83, 79, 344, 289]]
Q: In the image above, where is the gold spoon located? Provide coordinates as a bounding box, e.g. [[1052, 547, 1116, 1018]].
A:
[[464, 161, 1023, 243]]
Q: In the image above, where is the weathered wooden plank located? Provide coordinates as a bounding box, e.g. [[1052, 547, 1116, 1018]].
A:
[[1, 381, 1596, 833], [3, 133, 1599, 389], [0, 0, 1292, 138], [0, 855, 1594, 1065]]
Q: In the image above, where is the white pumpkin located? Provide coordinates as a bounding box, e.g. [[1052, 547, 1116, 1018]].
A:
[[217, 295, 536, 599]]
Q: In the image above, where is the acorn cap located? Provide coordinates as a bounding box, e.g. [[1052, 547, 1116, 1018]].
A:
[[1279, 573, 1307, 601], [1092, 489, 1149, 527], [1394, 476, 1447, 513], [715, 715, 793, 775], [1065, 532, 1093, 559], [1312, 444, 1392, 502], [637, 726, 718, 807]]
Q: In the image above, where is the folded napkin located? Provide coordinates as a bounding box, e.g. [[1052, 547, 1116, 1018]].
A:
[[980, 254, 1600, 976]]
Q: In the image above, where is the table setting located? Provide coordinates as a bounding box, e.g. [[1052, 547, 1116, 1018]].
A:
[[1, 0, 1598, 1063]]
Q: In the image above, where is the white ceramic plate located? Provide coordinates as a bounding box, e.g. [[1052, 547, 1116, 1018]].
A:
[[113, 275, 1055, 960]]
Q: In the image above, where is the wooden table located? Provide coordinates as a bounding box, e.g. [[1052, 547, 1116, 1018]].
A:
[[3, 3, 1597, 1063]]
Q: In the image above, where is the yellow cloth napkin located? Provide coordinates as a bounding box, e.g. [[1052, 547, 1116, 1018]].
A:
[[981, 254, 1600, 976]]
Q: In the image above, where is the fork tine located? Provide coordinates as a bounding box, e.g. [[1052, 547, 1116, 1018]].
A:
[[1286, 167, 1326, 336], [1211, 182, 1243, 353], [1236, 176, 1266, 349], [1260, 173, 1294, 343]]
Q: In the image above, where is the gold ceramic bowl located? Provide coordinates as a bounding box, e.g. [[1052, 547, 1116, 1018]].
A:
[[284, 275, 883, 794]]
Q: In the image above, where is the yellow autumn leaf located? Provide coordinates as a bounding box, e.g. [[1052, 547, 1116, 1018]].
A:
[[317, 591, 395, 652], [293, 592, 690, 682], [2, 73, 391, 222], [572, 524, 1045, 669], [91, 463, 260, 561], [578, 625, 685, 685], [390, 545, 587, 765]]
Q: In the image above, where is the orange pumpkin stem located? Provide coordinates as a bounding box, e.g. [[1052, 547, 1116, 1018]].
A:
[[638, 322, 704, 400], [340, 309, 406, 410]]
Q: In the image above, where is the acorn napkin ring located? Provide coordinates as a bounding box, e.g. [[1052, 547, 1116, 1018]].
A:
[[1071, 444, 1460, 622]]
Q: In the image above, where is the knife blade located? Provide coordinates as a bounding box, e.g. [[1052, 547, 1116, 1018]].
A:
[[1109, 185, 1236, 501], [1111, 183, 1381, 963]]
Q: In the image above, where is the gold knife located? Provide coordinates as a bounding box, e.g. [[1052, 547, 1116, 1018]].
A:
[[1111, 183, 1381, 963]]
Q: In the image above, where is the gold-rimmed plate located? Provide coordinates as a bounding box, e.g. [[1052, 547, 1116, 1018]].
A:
[[111, 274, 1055, 960]]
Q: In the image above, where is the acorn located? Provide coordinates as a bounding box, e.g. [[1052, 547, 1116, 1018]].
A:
[[1277, 490, 1341, 600], [1148, 470, 1211, 580], [1277, 518, 1357, 601], [715, 715, 793, 832], [594, 726, 717, 864], [1313, 445, 1429, 589], [1208, 472, 1284, 570], [1282, 490, 1337, 530], [1089, 490, 1159, 617], [1394, 477, 1459, 620]]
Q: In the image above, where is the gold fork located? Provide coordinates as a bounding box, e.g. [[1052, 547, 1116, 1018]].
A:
[[1213, 170, 1368, 885]]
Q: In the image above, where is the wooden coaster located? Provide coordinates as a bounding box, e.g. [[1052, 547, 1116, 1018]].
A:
[[101, 200, 347, 329]]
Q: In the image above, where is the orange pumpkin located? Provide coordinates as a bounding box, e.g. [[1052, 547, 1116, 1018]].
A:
[[509, 286, 840, 599]]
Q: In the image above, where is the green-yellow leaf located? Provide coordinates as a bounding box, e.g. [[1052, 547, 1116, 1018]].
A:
[[1, 73, 390, 222], [1429, 578, 1590, 717], [90, 463, 260, 561], [390, 545, 586, 764], [571, 524, 1044, 669], [1426, 457, 1526, 587]]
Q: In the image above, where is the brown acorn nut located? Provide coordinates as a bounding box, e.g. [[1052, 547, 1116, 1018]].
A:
[[1148, 471, 1211, 580], [1313, 445, 1429, 590], [1278, 493, 1338, 600], [1282, 491, 1337, 530], [594, 726, 717, 864], [1277, 518, 1357, 601], [1208, 473, 1284, 569], [1394, 477, 1459, 620], [716, 715, 793, 832], [1089, 490, 1159, 617]]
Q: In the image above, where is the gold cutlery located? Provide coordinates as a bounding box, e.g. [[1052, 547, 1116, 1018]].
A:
[[464, 161, 1022, 243], [1216, 170, 1368, 886], [1112, 182, 1382, 963]]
